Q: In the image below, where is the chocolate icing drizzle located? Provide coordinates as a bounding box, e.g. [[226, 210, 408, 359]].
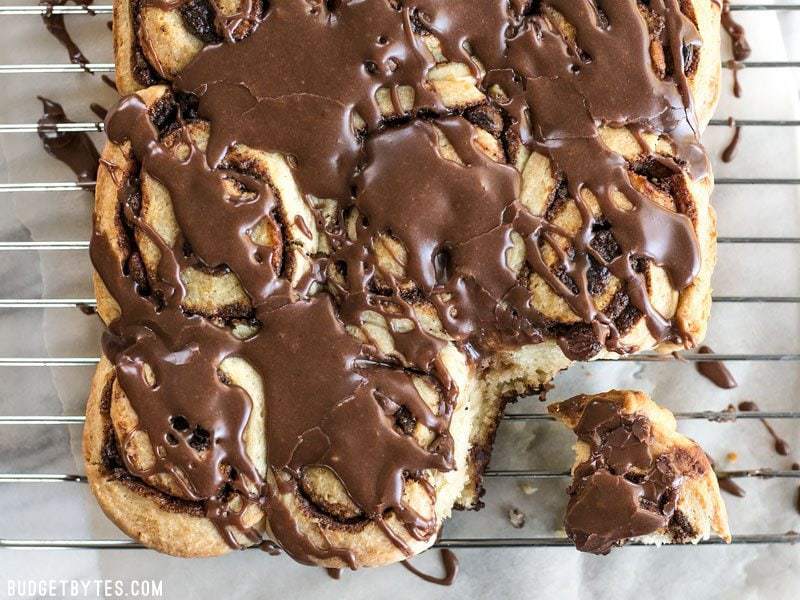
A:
[[695, 345, 737, 388], [37, 96, 99, 183], [558, 399, 684, 554], [95, 0, 713, 565]]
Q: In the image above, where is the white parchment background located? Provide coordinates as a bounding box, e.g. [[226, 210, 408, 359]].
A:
[[0, 1, 798, 598]]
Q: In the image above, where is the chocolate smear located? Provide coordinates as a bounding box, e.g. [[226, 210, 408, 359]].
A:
[[37, 96, 99, 183], [696, 346, 737, 389], [400, 549, 459, 586]]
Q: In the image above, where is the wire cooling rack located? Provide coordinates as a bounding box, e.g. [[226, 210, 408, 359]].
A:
[[0, 2, 798, 554]]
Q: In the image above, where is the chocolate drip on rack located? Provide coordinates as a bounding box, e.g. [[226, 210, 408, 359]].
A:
[[77, 302, 97, 315], [707, 454, 745, 497], [717, 477, 745, 498], [721, 118, 741, 163], [37, 96, 99, 183], [695, 345, 737, 388], [721, 0, 751, 62], [96, 0, 711, 565], [101, 75, 117, 91], [726, 60, 743, 98], [40, 1, 95, 68], [400, 549, 459, 586], [738, 401, 791, 456], [90, 103, 108, 120]]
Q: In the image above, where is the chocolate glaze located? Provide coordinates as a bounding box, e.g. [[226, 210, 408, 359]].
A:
[[40, 1, 94, 68], [96, 0, 713, 564], [695, 345, 737, 389], [721, 0, 751, 62], [721, 117, 741, 163], [560, 399, 684, 554], [37, 96, 99, 183], [400, 549, 459, 586], [737, 402, 791, 456]]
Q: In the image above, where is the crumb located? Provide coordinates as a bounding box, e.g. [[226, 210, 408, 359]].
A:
[[519, 482, 538, 495], [726, 452, 738, 463], [508, 507, 526, 529]]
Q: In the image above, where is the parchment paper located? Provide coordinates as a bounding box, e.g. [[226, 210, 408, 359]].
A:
[[0, 2, 798, 598]]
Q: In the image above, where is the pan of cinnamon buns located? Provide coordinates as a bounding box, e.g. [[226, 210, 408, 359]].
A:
[[83, 0, 731, 571]]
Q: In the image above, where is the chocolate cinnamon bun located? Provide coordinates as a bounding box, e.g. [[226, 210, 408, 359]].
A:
[[549, 390, 730, 553]]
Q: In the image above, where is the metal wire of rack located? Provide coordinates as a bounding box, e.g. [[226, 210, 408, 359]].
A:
[[0, 1, 798, 554]]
